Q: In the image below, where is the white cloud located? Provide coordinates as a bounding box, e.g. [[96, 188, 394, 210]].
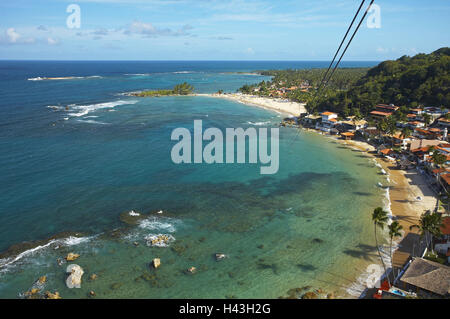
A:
[[6, 28, 21, 43], [47, 37, 59, 45], [244, 47, 255, 55], [123, 21, 193, 37]]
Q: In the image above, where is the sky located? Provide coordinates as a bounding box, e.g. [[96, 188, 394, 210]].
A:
[[0, 0, 449, 60]]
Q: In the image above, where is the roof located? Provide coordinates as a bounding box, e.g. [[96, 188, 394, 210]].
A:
[[322, 111, 336, 116], [410, 139, 442, 150], [415, 128, 431, 135], [441, 217, 450, 236], [410, 108, 423, 112], [380, 148, 393, 155], [329, 118, 338, 122], [400, 258, 450, 296], [375, 104, 399, 111], [441, 173, 450, 186], [438, 118, 450, 123], [411, 147, 430, 153], [432, 168, 447, 175], [370, 111, 392, 117], [341, 132, 355, 137], [429, 128, 441, 132]]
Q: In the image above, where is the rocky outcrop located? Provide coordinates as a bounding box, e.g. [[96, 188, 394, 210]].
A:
[[152, 258, 161, 269], [66, 264, 84, 289], [45, 291, 61, 299], [66, 253, 80, 261], [146, 234, 173, 247]]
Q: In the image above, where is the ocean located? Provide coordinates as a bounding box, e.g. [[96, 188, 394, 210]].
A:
[[0, 60, 389, 298]]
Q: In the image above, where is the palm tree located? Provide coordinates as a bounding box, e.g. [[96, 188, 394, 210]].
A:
[[372, 207, 390, 288], [388, 221, 403, 284], [410, 211, 444, 254]]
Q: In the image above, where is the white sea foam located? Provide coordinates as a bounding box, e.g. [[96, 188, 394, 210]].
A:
[[246, 121, 271, 126], [0, 236, 92, 273], [67, 100, 138, 117], [139, 217, 177, 233], [76, 119, 110, 125], [28, 75, 102, 81]]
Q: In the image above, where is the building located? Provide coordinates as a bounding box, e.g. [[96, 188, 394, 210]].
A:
[[316, 111, 339, 132], [341, 132, 355, 140], [438, 118, 450, 127], [399, 257, 450, 298]]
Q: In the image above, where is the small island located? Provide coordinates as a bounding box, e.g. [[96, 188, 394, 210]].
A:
[[129, 82, 194, 97]]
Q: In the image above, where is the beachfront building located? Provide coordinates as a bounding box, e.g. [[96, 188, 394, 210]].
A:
[[301, 114, 321, 127], [438, 117, 450, 128], [341, 116, 367, 131], [369, 104, 399, 121], [408, 121, 426, 129], [340, 132, 355, 140], [434, 217, 450, 263], [316, 111, 339, 132], [398, 257, 450, 298]]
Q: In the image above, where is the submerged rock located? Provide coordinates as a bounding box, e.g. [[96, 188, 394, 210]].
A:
[[38, 276, 47, 284], [66, 264, 84, 289], [215, 253, 227, 261], [301, 292, 318, 299], [45, 291, 61, 299], [152, 258, 161, 269], [90, 274, 98, 281], [187, 267, 196, 274], [66, 253, 80, 261]]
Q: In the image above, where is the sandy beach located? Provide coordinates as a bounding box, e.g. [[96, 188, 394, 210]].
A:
[[328, 137, 437, 278], [198, 93, 307, 117]]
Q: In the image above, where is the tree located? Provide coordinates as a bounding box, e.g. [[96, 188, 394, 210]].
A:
[[432, 150, 447, 166], [423, 113, 432, 126], [173, 82, 194, 95], [410, 211, 444, 254], [401, 127, 412, 139], [388, 221, 403, 283], [372, 207, 390, 288]]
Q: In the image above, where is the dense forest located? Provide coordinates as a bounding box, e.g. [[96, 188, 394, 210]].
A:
[[310, 47, 450, 116], [239, 47, 449, 117]]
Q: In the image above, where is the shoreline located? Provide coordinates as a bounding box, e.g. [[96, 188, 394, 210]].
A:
[[197, 93, 306, 117], [202, 92, 437, 297], [296, 129, 437, 298]]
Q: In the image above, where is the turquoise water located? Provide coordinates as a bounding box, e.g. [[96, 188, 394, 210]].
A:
[[0, 61, 385, 298]]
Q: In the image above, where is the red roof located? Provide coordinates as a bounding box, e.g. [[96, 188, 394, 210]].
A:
[[415, 128, 431, 135], [380, 149, 393, 155], [411, 147, 430, 153], [441, 217, 450, 236], [441, 173, 450, 186], [370, 111, 392, 117], [432, 168, 447, 175], [376, 104, 399, 111], [322, 111, 336, 116]]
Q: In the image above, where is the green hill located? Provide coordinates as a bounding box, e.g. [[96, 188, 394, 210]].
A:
[[309, 47, 450, 116]]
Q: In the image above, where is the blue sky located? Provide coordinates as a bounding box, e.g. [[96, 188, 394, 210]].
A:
[[0, 0, 449, 60]]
